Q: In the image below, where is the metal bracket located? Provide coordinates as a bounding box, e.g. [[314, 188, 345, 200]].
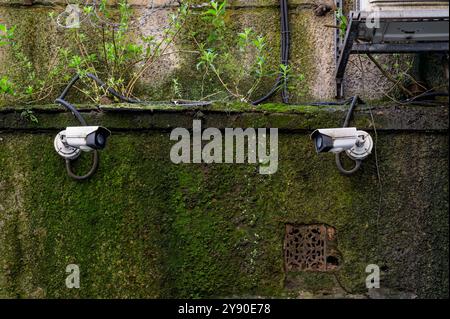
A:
[[335, 11, 361, 99], [334, 0, 344, 99], [334, 2, 449, 99]]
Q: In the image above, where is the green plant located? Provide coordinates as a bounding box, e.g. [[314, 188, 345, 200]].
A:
[[191, 0, 276, 102], [0, 76, 14, 96], [172, 78, 183, 100], [1, 1, 192, 107], [20, 109, 38, 123], [54, 0, 133, 103], [123, 1, 191, 97], [0, 23, 15, 46], [1, 23, 40, 122], [202, 0, 227, 42], [0, 24, 15, 98], [336, 8, 348, 39], [0, 18, 75, 111], [365, 53, 430, 99]]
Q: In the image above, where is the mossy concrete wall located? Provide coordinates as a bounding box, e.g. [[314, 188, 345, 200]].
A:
[[0, 103, 448, 298], [0, 0, 449, 300]]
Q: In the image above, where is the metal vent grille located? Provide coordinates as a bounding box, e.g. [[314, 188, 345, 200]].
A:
[[284, 224, 341, 272]]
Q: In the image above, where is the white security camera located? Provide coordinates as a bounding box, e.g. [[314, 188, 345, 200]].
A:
[[311, 127, 373, 160], [54, 126, 111, 159]]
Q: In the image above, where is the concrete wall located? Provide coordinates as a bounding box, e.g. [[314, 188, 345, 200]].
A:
[[0, 103, 448, 298], [0, 0, 448, 299], [0, 0, 404, 103]]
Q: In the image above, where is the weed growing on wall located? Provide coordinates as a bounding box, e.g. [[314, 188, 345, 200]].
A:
[[190, 0, 306, 103], [0, 24, 16, 100], [0, 0, 307, 107], [0, 1, 192, 107], [335, 8, 347, 40], [190, 0, 272, 102], [54, 0, 192, 103], [0, 20, 73, 110]]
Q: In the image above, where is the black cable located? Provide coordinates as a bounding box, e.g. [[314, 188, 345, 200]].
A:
[[86, 73, 141, 103], [343, 95, 360, 127], [59, 73, 82, 100], [58, 73, 140, 103], [58, 73, 211, 107], [402, 91, 449, 103], [310, 97, 354, 106], [252, 0, 290, 105], [335, 153, 362, 176], [65, 151, 100, 181], [56, 77, 101, 180], [55, 98, 87, 126], [335, 95, 363, 176], [251, 1, 364, 107], [281, 0, 290, 104]]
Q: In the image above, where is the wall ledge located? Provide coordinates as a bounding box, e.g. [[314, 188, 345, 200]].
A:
[[0, 102, 448, 132]]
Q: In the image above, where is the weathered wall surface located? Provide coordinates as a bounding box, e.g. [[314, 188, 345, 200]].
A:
[[0, 0, 448, 300], [0, 104, 448, 298], [0, 0, 402, 103]]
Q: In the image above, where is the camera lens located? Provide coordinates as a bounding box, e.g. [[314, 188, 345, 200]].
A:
[[96, 132, 106, 147], [316, 135, 323, 149]]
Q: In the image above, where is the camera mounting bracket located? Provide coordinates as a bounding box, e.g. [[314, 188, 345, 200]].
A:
[[54, 130, 81, 160]]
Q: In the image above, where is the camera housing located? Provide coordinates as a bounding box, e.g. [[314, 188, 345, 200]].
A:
[[311, 127, 373, 160], [54, 126, 111, 159]]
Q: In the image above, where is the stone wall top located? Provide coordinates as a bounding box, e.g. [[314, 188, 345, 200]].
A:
[[0, 103, 448, 131]]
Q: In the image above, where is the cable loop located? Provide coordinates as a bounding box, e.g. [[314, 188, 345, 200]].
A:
[[335, 153, 362, 176], [65, 151, 100, 180]]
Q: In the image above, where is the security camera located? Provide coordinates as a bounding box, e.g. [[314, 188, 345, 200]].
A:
[[311, 127, 373, 160], [54, 126, 111, 159]]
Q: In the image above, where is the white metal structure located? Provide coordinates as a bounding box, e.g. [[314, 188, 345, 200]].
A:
[[358, 0, 449, 11], [334, 0, 449, 97], [356, 0, 449, 42]]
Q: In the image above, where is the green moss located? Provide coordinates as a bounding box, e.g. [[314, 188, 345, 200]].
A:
[[288, 10, 315, 102], [0, 7, 61, 104], [0, 127, 448, 298]]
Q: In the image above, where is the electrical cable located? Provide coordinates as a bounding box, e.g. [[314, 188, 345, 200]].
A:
[[401, 91, 449, 103], [281, 0, 290, 104], [65, 151, 99, 181], [58, 73, 140, 103], [335, 152, 362, 175], [56, 75, 101, 180], [250, 1, 366, 109], [252, 0, 290, 105], [335, 95, 363, 175], [54, 97, 88, 126], [58, 73, 212, 106], [310, 97, 354, 106], [53, 2, 445, 180], [343, 95, 360, 127], [55, 72, 212, 180]]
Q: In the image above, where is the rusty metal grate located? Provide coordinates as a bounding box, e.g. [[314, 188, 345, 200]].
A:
[[284, 224, 341, 272]]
